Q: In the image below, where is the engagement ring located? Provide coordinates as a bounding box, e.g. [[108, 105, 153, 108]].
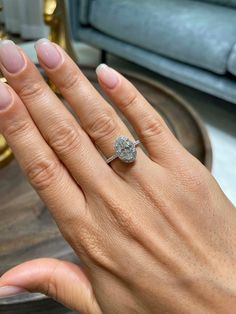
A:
[[106, 136, 140, 164]]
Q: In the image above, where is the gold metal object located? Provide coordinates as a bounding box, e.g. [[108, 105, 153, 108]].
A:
[[0, 72, 11, 169], [44, 0, 78, 93], [44, 0, 78, 61], [1, 1, 79, 168], [0, 135, 13, 169]]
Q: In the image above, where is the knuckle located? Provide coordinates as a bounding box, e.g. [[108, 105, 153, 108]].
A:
[[18, 80, 44, 101], [79, 226, 115, 270], [120, 91, 138, 111], [115, 210, 138, 235], [25, 157, 59, 191], [102, 193, 139, 236], [4, 119, 32, 138], [47, 279, 58, 302], [140, 115, 164, 139], [190, 171, 210, 193], [178, 163, 211, 195], [59, 70, 80, 92], [88, 110, 117, 142], [48, 122, 81, 155]]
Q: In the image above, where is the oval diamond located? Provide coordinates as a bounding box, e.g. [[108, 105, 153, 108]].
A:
[[115, 136, 137, 163]]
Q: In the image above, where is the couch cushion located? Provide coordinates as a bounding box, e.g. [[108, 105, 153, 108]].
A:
[[192, 0, 236, 8], [78, 28, 236, 104], [89, 0, 236, 75]]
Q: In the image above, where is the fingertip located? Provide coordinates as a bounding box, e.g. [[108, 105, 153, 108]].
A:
[[0, 286, 28, 298], [34, 38, 50, 50], [35, 38, 64, 70], [96, 64, 119, 89], [0, 258, 59, 286], [0, 258, 90, 293], [0, 258, 101, 313], [96, 63, 108, 75]]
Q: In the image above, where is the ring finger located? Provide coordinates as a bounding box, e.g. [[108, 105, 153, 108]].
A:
[[35, 39, 149, 172]]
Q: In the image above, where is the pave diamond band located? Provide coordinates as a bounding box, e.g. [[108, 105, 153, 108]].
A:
[[106, 136, 141, 164]]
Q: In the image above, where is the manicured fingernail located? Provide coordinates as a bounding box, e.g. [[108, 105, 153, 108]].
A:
[[96, 64, 119, 89], [35, 38, 62, 69], [0, 40, 25, 73], [0, 286, 28, 298], [0, 82, 12, 110]]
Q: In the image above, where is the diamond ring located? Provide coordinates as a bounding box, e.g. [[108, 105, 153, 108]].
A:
[[106, 136, 141, 164]]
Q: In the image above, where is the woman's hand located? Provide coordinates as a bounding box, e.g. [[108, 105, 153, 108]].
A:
[[0, 39, 235, 314]]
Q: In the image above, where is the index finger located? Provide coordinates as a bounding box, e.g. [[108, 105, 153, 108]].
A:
[[0, 81, 87, 242]]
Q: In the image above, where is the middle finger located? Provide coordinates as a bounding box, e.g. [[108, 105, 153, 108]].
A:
[[35, 39, 148, 170], [0, 40, 111, 191]]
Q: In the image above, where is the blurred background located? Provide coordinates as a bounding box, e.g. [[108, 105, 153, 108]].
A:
[[0, 1, 235, 313], [0, 0, 48, 39]]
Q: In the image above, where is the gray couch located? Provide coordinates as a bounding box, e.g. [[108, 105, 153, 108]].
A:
[[69, 0, 236, 104]]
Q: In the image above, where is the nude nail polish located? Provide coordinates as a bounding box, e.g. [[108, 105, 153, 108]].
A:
[[96, 64, 119, 89], [0, 286, 27, 298], [0, 40, 25, 73], [35, 38, 63, 69]]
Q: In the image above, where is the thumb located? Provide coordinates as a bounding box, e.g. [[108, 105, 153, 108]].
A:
[[0, 258, 102, 314]]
